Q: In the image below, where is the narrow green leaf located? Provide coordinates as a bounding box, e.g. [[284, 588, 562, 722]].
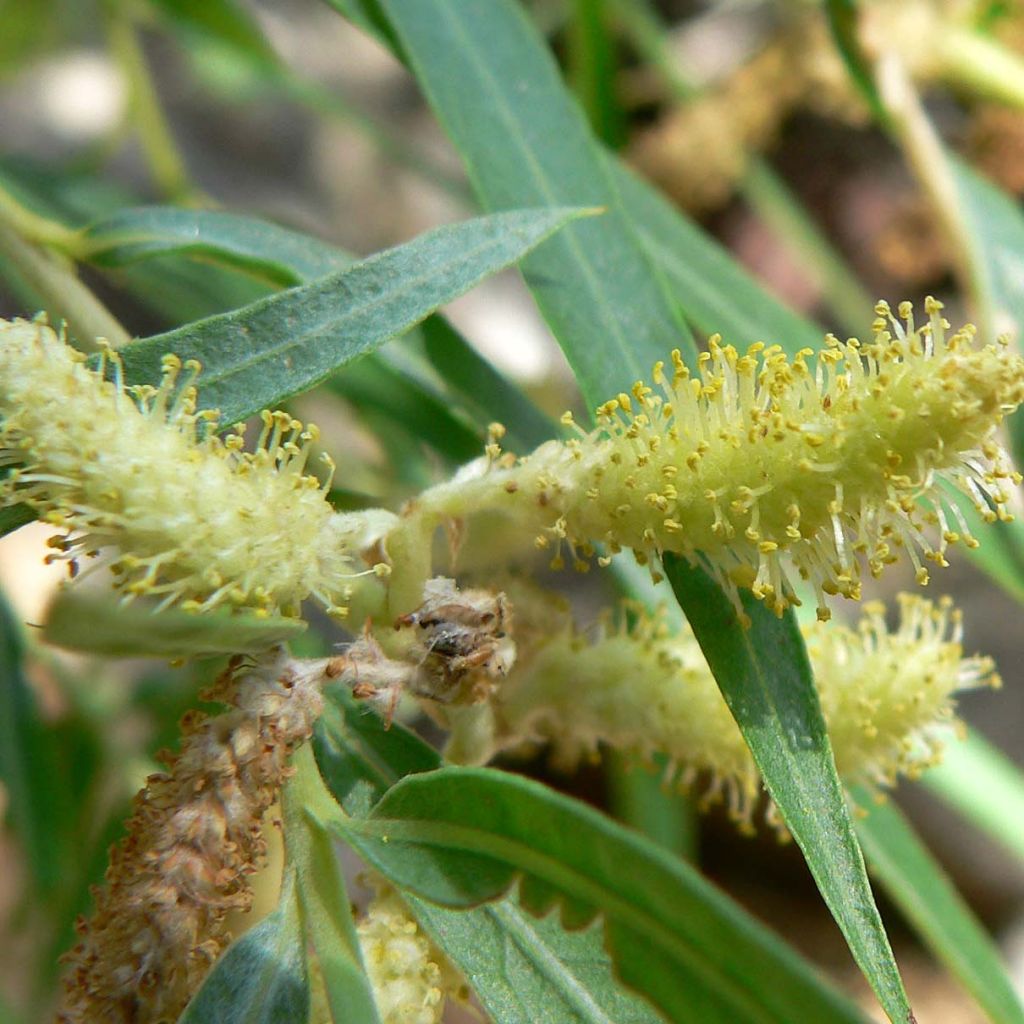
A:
[[326, 766, 868, 1024], [318, 0, 403, 62], [285, 745, 382, 1024], [77, 205, 534, 465], [663, 555, 912, 1024], [924, 730, 1024, 864], [408, 892, 665, 1024], [418, 314, 556, 451], [180, 864, 309, 1024], [331, 0, 826, 372], [79, 205, 346, 286], [823, 0, 888, 123], [121, 207, 591, 425], [372, 0, 694, 402], [855, 790, 1024, 1024], [567, 0, 626, 149], [0, 163, 269, 329], [108, 253, 272, 329], [0, 589, 75, 895], [325, 354, 484, 464], [146, 0, 279, 68], [42, 588, 305, 658]]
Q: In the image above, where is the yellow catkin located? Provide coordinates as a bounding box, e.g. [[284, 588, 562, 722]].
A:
[[0, 317, 396, 619], [490, 590, 997, 833], [356, 886, 467, 1024], [57, 650, 328, 1024], [407, 300, 1024, 620]]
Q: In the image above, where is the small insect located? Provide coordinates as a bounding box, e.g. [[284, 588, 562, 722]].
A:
[[329, 578, 517, 726], [397, 577, 516, 700]]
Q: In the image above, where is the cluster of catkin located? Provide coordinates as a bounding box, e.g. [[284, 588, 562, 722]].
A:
[[2, 302, 1020, 625], [0, 299, 1019, 1021]]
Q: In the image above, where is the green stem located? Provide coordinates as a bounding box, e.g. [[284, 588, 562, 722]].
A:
[[937, 24, 1024, 110], [875, 52, 992, 338], [610, 0, 697, 100], [0, 187, 82, 252], [568, 0, 626, 148], [104, 2, 195, 202], [0, 224, 132, 350]]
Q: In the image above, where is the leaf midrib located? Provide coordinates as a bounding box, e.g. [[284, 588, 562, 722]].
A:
[[154, 230, 511, 386], [345, 815, 812, 1024], [486, 901, 622, 1024]]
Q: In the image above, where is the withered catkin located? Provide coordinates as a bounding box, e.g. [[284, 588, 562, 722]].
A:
[[58, 650, 325, 1024]]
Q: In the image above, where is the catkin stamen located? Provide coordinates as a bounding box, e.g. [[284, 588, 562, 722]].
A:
[[403, 300, 1023, 620]]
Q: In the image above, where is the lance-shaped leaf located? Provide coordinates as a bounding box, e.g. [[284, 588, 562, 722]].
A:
[[311, 687, 865, 1022], [285, 745, 382, 1024], [79, 206, 537, 461], [42, 588, 305, 658], [924, 731, 1024, 864], [664, 555, 912, 1024], [322, 765, 868, 1024], [368, 0, 694, 401], [79, 205, 347, 286], [119, 207, 593, 425], [407, 893, 664, 1024]]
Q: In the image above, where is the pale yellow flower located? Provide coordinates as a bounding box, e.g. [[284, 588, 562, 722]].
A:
[[491, 590, 997, 833], [407, 300, 1023, 620], [0, 317, 395, 618]]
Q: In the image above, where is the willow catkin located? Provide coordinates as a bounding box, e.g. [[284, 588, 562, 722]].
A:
[[0, 316, 396, 619], [356, 885, 468, 1024], [405, 300, 1023, 621], [492, 591, 997, 832], [58, 650, 326, 1024]]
